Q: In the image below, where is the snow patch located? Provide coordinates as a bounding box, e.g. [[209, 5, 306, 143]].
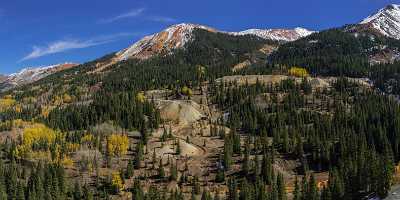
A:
[[230, 27, 315, 42]]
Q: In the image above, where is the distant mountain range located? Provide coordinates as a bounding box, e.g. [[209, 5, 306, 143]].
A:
[[0, 63, 78, 91], [115, 23, 314, 61], [2, 4, 400, 91]]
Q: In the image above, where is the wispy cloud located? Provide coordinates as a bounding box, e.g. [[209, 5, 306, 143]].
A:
[[20, 32, 141, 62], [99, 8, 176, 24], [99, 8, 145, 24], [148, 16, 177, 23]]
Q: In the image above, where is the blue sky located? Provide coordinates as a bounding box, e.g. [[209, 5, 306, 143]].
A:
[[0, 0, 398, 74]]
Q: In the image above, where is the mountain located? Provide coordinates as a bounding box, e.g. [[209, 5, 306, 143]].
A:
[[116, 23, 313, 61], [0, 63, 78, 91], [269, 4, 400, 71], [231, 27, 314, 42], [359, 4, 400, 39], [0, 75, 6, 82], [116, 23, 217, 61]]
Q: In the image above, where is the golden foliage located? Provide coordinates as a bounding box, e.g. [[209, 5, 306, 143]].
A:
[[16, 123, 57, 158], [22, 97, 36, 104], [0, 97, 16, 111], [81, 133, 96, 149], [288, 67, 309, 77], [181, 86, 193, 97], [52, 95, 63, 106], [66, 143, 80, 152], [22, 123, 56, 148], [107, 134, 129, 157], [13, 119, 25, 128], [81, 134, 94, 144], [14, 105, 22, 113], [62, 156, 74, 168], [196, 65, 206, 80], [136, 92, 146, 103], [41, 106, 54, 118], [63, 93, 73, 103], [111, 171, 124, 191]]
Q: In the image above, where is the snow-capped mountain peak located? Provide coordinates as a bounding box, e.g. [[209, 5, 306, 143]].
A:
[[116, 23, 314, 61], [360, 4, 400, 39], [0, 63, 78, 91], [231, 27, 314, 42], [116, 23, 216, 61], [8, 63, 77, 82]]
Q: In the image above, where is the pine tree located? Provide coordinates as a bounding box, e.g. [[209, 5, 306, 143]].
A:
[[161, 127, 168, 142], [158, 158, 165, 179], [201, 189, 211, 200], [73, 181, 82, 200], [239, 179, 250, 200], [320, 186, 332, 200], [253, 155, 260, 181], [132, 179, 144, 200], [228, 178, 238, 200], [306, 175, 318, 200], [293, 177, 301, 200], [134, 142, 144, 169], [176, 139, 181, 155], [261, 153, 274, 184], [224, 137, 233, 170], [301, 176, 308, 200], [215, 168, 225, 183], [295, 132, 304, 158], [0, 180, 7, 200], [83, 184, 94, 200], [277, 173, 287, 200], [170, 161, 178, 181], [282, 129, 290, 153], [193, 176, 201, 195], [126, 160, 134, 178], [16, 181, 24, 200], [152, 148, 157, 169], [242, 146, 250, 176]]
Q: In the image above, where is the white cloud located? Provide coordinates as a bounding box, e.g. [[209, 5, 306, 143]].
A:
[[148, 16, 177, 23], [99, 8, 145, 24], [20, 32, 140, 62], [99, 8, 176, 24]]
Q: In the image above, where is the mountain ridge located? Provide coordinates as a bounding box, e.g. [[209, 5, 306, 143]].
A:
[[116, 23, 314, 61], [0, 63, 78, 91], [359, 4, 400, 39], [231, 27, 314, 42], [3, 4, 400, 91]]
